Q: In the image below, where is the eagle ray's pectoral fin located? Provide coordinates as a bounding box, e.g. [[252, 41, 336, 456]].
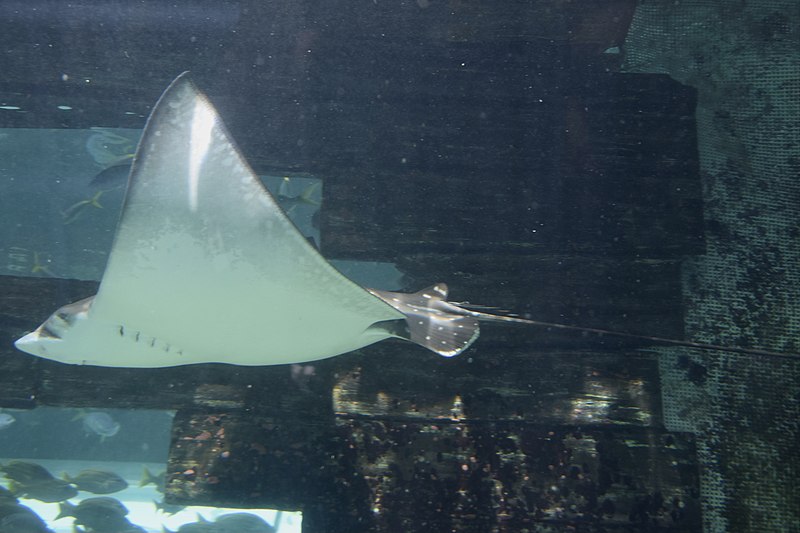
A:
[[368, 284, 480, 357]]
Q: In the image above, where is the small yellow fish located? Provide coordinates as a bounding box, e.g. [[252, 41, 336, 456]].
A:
[[86, 128, 137, 166], [62, 190, 105, 224], [277, 177, 321, 215], [31, 251, 56, 277]]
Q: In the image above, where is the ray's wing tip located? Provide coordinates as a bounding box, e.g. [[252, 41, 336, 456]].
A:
[[158, 71, 202, 106], [170, 70, 193, 87]]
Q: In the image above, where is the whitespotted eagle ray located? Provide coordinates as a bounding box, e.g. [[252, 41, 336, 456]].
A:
[[14, 73, 798, 366]]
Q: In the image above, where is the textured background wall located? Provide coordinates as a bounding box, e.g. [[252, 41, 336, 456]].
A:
[[623, 2, 799, 531]]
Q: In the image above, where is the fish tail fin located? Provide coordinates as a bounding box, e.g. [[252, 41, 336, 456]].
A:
[[55, 500, 76, 520], [299, 182, 321, 205], [89, 190, 105, 208], [140, 466, 155, 487], [7, 480, 22, 496]]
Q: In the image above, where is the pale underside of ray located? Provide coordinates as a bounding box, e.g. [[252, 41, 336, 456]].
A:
[[17, 73, 416, 367], [19, 74, 794, 367]]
